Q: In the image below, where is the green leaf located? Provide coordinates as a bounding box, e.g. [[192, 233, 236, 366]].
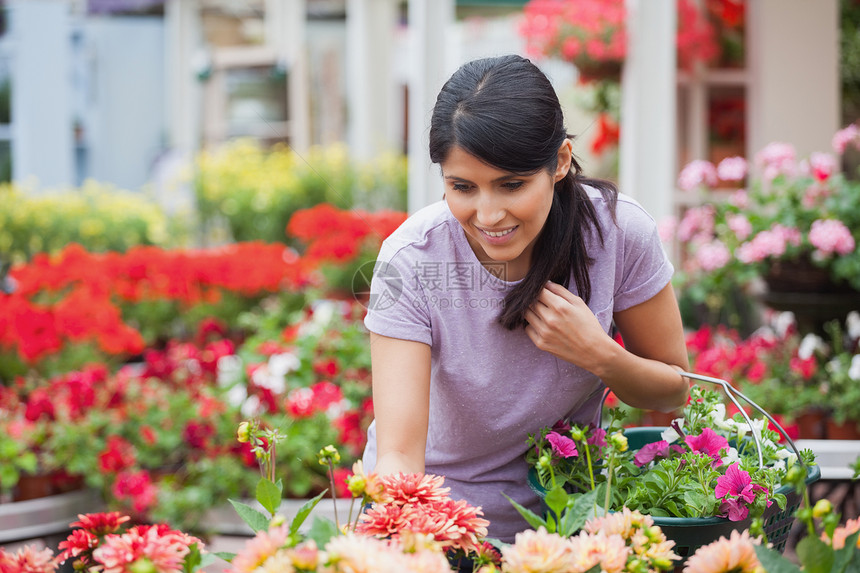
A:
[[503, 492, 547, 530], [256, 478, 282, 516], [545, 486, 568, 518], [797, 535, 836, 573], [754, 545, 802, 573], [228, 499, 270, 533], [833, 531, 860, 573], [214, 552, 237, 563], [306, 516, 341, 547], [558, 489, 599, 537], [289, 489, 329, 536], [183, 543, 203, 573]]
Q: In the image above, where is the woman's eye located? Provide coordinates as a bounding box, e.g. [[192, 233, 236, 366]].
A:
[[502, 181, 524, 191], [451, 182, 472, 192]]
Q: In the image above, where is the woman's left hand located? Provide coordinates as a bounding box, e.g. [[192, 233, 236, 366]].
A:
[[523, 281, 614, 372]]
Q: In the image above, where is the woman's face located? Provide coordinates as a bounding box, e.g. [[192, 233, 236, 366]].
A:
[[442, 143, 572, 281]]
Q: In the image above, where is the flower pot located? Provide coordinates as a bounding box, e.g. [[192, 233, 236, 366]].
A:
[[761, 257, 860, 335], [793, 409, 828, 440], [13, 474, 54, 502], [824, 419, 860, 440]]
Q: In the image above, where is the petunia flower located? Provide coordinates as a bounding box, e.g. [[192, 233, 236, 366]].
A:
[[633, 440, 685, 466], [587, 427, 607, 448], [715, 463, 755, 503], [685, 428, 729, 463], [719, 497, 750, 522], [547, 431, 578, 458]]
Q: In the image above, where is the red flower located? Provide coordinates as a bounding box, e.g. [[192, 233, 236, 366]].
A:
[[111, 470, 157, 515], [790, 356, 817, 380], [57, 529, 98, 564], [70, 512, 130, 535], [24, 388, 55, 422], [98, 436, 136, 474], [313, 357, 340, 377], [182, 421, 215, 450]]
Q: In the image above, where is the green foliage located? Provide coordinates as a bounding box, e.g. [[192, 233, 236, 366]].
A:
[[0, 180, 182, 265], [194, 139, 406, 244]]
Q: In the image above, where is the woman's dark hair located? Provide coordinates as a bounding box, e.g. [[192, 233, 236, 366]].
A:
[[429, 54, 618, 330]]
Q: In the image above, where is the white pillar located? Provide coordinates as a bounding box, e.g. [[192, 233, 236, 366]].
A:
[[347, 0, 398, 160], [275, 0, 311, 153], [618, 0, 677, 224], [748, 0, 840, 159], [165, 0, 201, 155], [11, 0, 73, 188], [407, 0, 455, 213]]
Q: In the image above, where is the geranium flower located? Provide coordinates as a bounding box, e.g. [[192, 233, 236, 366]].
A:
[[682, 530, 762, 573], [546, 431, 578, 458], [685, 428, 728, 463]]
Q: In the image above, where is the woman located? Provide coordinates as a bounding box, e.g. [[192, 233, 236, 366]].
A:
[[361, 54, 689, 543]]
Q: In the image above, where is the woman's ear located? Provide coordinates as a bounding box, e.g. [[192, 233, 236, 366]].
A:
[[554, 139, 573, 182]]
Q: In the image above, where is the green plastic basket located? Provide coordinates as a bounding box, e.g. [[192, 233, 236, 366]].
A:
[[528, 372, 821, 562]]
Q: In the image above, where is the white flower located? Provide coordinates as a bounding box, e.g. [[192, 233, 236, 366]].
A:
[[252, 366, 286, 395], [722, 447, 741, 466], [661, 420, 684, 444], [776, 448, 798, 468], [217, 354, 243, 387], [268, 352, 300, 377], [847, 311, 860, 341], [773, 312, 796, 338], [735, 418, 765, 442], [707, 404, 736, 431], [798, 333, 825, 360], [226, 384, 248, 407], [241, 394, 262, 417], [849, 355, 860, 381]]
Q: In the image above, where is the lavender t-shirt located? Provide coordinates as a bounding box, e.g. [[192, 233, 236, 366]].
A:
[[362, 189, 673, 542]]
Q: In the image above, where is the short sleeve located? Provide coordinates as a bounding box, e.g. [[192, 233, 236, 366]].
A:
[[612, 200, 675, 312], [363, 241, 433, 346]]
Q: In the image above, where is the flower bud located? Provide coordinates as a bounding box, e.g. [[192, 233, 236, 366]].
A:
[[785, 464, 805, 486], [318, 445, 341, 465], [347, 474, 367, 497], [609, 432, 628, 452], [129, 559, 157, 573], [812, 499, 833, 518], [570, 427, 585, 441], [237, 421, 251, 443], [651, 557, 674, 571], [537, 454, 552, 471], [270, 514, 286, 527]]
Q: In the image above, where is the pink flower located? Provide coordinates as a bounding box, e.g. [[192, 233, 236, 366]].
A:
[[728, 189, 749, 209], [678, 160, 718, 191], [716, 156, 747, 181], [380, 472, 450, 505], [547, 431, 578, 458], [809, 219, 856, 256], [726, 214, 752, 241], [111, 470, 158, 515], [587, 427, 607, 448], [633, 440, 685, 466], [231, 525, 289, 573], [806, 152, 838, 181], [684, 428, 728, 462], [677, 205, 715, 242], [658, 216, 678, 244], [832, 123, 860, 154], [755, 142, 797, 180], [827, 517, 860, 549], [93, 525, 200, 573], [736, 225, 801, 263], [0, 546, 57, 573], [683, 530, 762, 572], [715, 463, 755, 503], [57, 529, 98, 564], [719, 498, 750, 522], [694, 240, 731, 272]]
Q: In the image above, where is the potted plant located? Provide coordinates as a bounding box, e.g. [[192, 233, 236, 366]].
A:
[[525, 384, 818, 562], [673, 124, 860, 330]]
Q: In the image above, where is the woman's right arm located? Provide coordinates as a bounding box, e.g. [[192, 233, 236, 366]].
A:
[[369, 331, 432, 476]]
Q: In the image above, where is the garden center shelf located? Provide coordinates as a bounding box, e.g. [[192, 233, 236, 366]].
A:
[[0, 489, 103, 544], [795, 439, 860, 480]]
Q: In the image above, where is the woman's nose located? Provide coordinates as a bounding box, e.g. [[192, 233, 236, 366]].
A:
[[475, 192, 505, 226]]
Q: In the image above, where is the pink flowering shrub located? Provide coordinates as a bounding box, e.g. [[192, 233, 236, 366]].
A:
[[669, 124, 860, 326]]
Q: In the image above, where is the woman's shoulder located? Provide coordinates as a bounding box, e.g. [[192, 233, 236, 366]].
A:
[[584, 186, 658, 234], [378, 200, 459, 260]]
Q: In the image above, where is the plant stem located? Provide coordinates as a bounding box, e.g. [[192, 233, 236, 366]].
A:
[[604, 456, 615, 513], [583, 440, 595, 491], [327, 460, 340, 529], [346, 498, 355, 532]]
